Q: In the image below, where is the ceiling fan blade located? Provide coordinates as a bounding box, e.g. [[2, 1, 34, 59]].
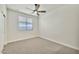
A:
[[37, 12, 39, 16], [35, 4, 40, 11], [26, 7, 33, 11], [38, 11, 46, 13]]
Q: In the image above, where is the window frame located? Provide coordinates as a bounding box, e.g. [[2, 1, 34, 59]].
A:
[[17, 15, 33, 31]]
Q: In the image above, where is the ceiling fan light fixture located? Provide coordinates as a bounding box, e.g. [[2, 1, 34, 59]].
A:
[[26, 4, 46, 16]]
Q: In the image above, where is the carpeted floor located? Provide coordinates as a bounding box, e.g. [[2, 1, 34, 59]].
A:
[[2, 37, 79, 54]]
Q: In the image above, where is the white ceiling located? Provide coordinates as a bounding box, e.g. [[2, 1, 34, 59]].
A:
[[7, 4, 64, 16]]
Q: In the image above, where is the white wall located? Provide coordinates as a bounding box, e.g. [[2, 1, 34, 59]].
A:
[[39, 5, 79, 50], [0, 4, 7, 53], [0, 8, 4, 53], [7, 9, 39, 43], [3, 5, 7, 45]]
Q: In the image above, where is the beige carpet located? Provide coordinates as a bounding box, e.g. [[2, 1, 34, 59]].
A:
[[2, 37, 79, 54]]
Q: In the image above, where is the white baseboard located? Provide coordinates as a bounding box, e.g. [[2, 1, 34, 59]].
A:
[[40, 36, 79, 51], [6, 36, 39, 45], [5, 35, 79, 51]]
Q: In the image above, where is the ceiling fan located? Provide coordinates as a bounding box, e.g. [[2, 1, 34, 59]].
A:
[[26, 4, 46, 16]]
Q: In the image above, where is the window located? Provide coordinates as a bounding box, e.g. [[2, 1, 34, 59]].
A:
[[18, 16, 32, 31]]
